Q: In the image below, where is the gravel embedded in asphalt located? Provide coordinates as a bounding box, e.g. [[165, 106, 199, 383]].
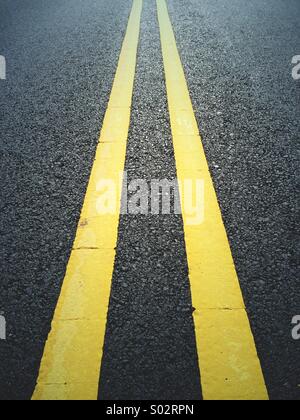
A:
[[168, 0, 300, 400], [0, 0, 299, 401], [0, 0, 132, 400]]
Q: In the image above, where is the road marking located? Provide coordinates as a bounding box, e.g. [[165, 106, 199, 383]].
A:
[[157, 0, 269, 400], [32, 0, 143, 400]]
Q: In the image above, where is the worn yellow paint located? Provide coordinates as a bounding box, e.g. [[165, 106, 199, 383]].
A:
[[157, 0, 268, 400], [32, 0, 143, 401]]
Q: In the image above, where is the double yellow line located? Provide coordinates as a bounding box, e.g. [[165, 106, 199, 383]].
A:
[[32, 0, 268, 400]]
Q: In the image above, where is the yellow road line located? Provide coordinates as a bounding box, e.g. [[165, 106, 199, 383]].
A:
[[157, 0, 268, 400], [32, 0, 143, 401]]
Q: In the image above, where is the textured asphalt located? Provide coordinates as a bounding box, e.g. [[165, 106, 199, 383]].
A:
[[0, 0, 132, 400], [168, 0, 300, 400], [0, 0, 299, 401]]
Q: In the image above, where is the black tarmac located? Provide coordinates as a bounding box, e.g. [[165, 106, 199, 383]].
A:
[[0, 0, 299, 400]]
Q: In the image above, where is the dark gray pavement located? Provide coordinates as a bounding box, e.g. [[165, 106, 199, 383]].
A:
[[168, 0, 300, 400], [0, 0, 132, 400], [0, 0, 299, 401]]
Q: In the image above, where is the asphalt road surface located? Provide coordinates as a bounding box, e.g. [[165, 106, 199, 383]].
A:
[[0, 0, 299, 401]]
